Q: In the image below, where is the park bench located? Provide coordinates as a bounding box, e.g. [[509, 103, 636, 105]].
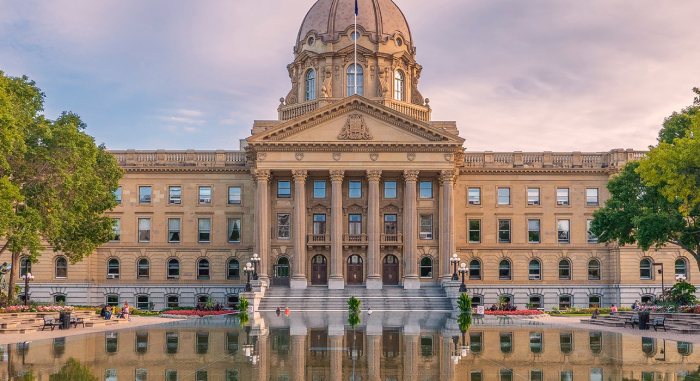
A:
[[651, 317, 666, 332], [623, 315, 639, 328], [70, 315, 85, 328], [41, 317, 62, 331]]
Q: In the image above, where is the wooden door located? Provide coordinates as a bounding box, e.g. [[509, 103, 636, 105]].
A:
[[311, 255, 327, 285], [347, 255, 363, 285], [383, 255, 399, 285]]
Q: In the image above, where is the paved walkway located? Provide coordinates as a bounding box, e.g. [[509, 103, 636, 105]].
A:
[[538, 315, 700, 344], [0, 315, 182, 345]]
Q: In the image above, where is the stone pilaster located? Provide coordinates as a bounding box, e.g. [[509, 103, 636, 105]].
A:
[[254, 169, 271, 284], [329, 169, 345, 289], [367, 333, 381, 381], [366, 169, 383, 289], [291, 334, 306, 381], [330, 332, 344, 381], [291, 169, 308, 289], [440, 169, 457, 282], [404, 333, 420, 381], [403, 169, 420, 289]]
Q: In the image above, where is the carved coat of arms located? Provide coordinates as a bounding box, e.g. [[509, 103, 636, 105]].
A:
[[338, 114, 373, 140]]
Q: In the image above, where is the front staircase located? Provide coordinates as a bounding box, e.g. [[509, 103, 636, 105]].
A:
[[258, 286, 454, 312]]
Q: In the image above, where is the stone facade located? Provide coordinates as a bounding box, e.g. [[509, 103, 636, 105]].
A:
[[0, 0, 691, 310]]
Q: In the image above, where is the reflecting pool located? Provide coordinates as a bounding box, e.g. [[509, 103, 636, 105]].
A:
[[1, 312, 699, 380]]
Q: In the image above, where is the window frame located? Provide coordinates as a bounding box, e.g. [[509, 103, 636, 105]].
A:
[[586, 188, 599, 206], [228, 186, 241, 204], [228, 218, 241, 243], [168, 218, 181, 243], [346, 64, 364, 96], [559, 296, 572, 310], [528, 259, 541, 280], [587, 220, 598, 243], [527, 188, 540, 205], [348, 180, 362, 198], [528, 219, 540, 243], [419, 181, 433, 198], [557, 188, 570, 206], [557, 219, 570, 244], [497, 188, 510, 205], [19, 257, 31, 278], [169, 186, 182, 204], [137, 258, 150, 279], [198, 186, 212, 204], [198, 218, 211, 243], [348, 214, 360, 235], [305, 69, 316, 101], [277, 213, 291, 239], [420, 257, 433, 278], [384, 181, 397, 198], [110, 218, 121, 242], [394, 70, 405, 101], [136, 295, 149, 311], [197, 258, 210, 280], [139, 186, 151, 204], [469, 259, 481, 280], [55, 257, 68, 279], [676, 258, 688, 279], [166, 295, 179, 308], [558, 259, 571, 280], [227, 258, 240, 280], [499, 259, 511, 280], [588, 295, 601, 309], [313, 181, 326, 198], [114, 186, 122, 204], [640, 258, 652, 280], [588, 259, 601, 280], [277, 180, 291, 198], [167, 258, 180, 279], [498, 219, 511, 243], [419, 214, 433, 240], [138, 218, 151, 243], [107, 258, 120, 279], [468, 187, 481, 205], [468, 219, 481, 243]]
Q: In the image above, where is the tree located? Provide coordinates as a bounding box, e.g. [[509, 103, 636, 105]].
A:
[[49, 358, 98, 381], [0, 71, 123, 299], [590, 88, 700, 271]]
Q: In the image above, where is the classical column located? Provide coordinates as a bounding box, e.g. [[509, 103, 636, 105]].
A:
[[403, 170, 420, 289], [254, 169, 271, 284], [255, 334, 269, 381], [367, 333, 382, 381], [329, 170, 345, 289], [404, 333, 420, 381], [291, 334, 306, 381], [291, 169, 308, 289], [330, 333, 344, 381], [440, 169, 457, 282], [366, 169, 383, 289]]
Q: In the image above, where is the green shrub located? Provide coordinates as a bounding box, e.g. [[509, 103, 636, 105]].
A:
[[237, 297, 250, 312], [457, 293, 472, 313]]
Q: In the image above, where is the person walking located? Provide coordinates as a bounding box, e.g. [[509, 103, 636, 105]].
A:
[[123, 301, 131, 320], [610, 304, 617, 315]]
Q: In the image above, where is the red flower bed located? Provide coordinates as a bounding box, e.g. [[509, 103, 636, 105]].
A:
[[164, 310, 236, 317], [484, 310, 544, 316]]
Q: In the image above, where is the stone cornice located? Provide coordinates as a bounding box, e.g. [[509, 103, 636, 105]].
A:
[[247, 143, 462, 152], [458, 167, 609, 175], [120, 166, 249, 174]]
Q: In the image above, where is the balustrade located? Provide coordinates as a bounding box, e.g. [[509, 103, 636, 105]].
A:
[[343, 234, 368, 244]]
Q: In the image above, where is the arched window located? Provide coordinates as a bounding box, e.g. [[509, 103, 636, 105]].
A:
[[198, 259, 210, 280], [675, 258, 687, 279], [641, 294, 654, 304], [420, 257, 433, 278], [227, 259, 240, 280], [529, 295, 542, 309], [560, 333, 573, 354], [167, 259, 180, 279], [589, 295, 601, 308], [136, 295, 150, 311], [678, 341, 693, 356], [166, 295, 179, 308], [642, 337, 656, 357], [558, 259, 571, 280], [347, 64, 363, 96], [469, 259, 481, 280], [589, 332, 602, 354], [53, 294, 66, 304], [55, 257, 67, 279], [640, 258, 652, 279], [588, 259, 600, 280], [528, 259, 541, 280], [499, 259, 511, 280], [138, 258, 150, 279], [107, 258, 120, 279], [559, 295, 572, 309], [19, 257, 31, 278], [530, 332, 543, 354], [305, 70, 316, 101], [394, 70, 404, 101]]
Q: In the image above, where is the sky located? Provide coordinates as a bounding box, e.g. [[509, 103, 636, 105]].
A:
[[0, 0, 699, 152]]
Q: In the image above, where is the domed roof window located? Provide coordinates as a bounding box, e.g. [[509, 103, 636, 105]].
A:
[[394, 70, 405, 101]]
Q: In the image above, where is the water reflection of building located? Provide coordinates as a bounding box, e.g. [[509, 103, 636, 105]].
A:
[[1, 314, 699, 381]]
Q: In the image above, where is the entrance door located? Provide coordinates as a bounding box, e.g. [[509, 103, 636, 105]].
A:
[[273, 257, 290, 286], [383, 255, 399, 285], [311, 255, 328, 285], [347, 255, 363, 285]]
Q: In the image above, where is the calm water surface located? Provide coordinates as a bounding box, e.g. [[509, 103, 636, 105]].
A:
[[0, 312, 698, 381]]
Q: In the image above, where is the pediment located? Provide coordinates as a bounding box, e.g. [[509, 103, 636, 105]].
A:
[[247, 95, 464, 148]]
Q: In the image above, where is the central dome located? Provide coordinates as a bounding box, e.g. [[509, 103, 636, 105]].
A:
[[296, 0, 413, 51]]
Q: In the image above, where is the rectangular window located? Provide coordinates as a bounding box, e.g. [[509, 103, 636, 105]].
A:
[[111, 219, 121, 242], [349, 181, 362, 198], [228, 186, 241, 204], [167, 296, 179, 308], [199, 186, 212, 204], [468, 219, 481, 243], [384, 181, 397, 198], [528, 219, 540, 243], [135, 369, 147, 381], [590, 369, 603, 381], [419, 215, 433, 239], [169, 186, 181, 204], [139, 186, 151, 204], [587, 220, 598, 243], [469, 332, 483, 353], [530, 333, 543, 353], [138, 218, 150, 242], [531, 370, 543, 381], [558, 220, 570, 243], [166, 370, 178, 381], [114, 187, 121, 204], [498, 219, 511, 243], [277, 213, 291, 239], [587, 188, 599, 206], [501, 369, 513, 381], [498, 188, 510, 205], [228, 218, 241, 242], [527, 188, 540, 205], [557, 188, 569, 205], [168, 218, 181, 243], [314, 214, 327, 235], [468, 188, 481, 205], [277, 180, 291, 198], [105, 369, 117, 381], [348, 215, 361, 235], [313, 181, 326, 198], [198, 218, 211, 242], [384, 214, 397, 235], [419, 181, 433, 198]]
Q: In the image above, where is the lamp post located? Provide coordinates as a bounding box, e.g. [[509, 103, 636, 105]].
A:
[[450, 336, 461, 364], [652, 263, 664, 301], [251, 253, 260, 281], [460, 329, 469, 358], [244, 263, 254, 292], [450, 254, 460, 281], [20, 273, 34, 306], [458, 263, 468, 293]]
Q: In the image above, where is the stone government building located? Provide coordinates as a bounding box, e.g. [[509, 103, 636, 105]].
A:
[[2, 0, 689, 310]]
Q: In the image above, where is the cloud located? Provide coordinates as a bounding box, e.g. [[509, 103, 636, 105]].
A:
[[177, 109, 203, 117], [182, 126, 200, 133], [219, 118, 236, 125], [157, 116, 205, 125]]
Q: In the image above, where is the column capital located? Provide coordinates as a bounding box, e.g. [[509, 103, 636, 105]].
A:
[[366, 169, 382, 182], [292, 169, 308, 183], [253, 169, 272, 183], [403, 169, 420, 183], [440, 169, 458, 184], [329, 169, 345, 183]]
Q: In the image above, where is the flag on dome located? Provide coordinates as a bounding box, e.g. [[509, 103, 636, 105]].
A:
[[355, 0, 358, 16]]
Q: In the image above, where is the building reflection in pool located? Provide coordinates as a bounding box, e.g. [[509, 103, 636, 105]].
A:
[[0, 312, 698, 381]]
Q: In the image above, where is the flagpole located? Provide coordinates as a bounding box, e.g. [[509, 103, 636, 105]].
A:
[[354, 0, 357, 95]]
